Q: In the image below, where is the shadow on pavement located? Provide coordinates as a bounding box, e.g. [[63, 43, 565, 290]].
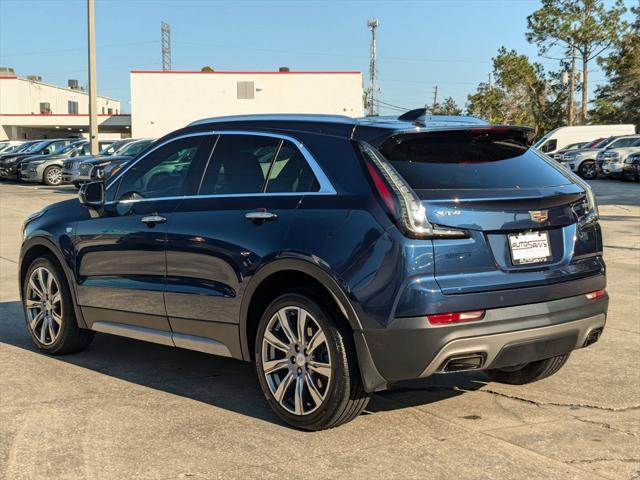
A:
[[0, 300, 483, 427]]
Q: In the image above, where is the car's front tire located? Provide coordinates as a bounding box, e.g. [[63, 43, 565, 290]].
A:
[[43, 165, 62, 186], [486, 354, 570, 385], [255, 293, 369, 430], [578, 161, 597, 180], [22, 256, 94, 355]]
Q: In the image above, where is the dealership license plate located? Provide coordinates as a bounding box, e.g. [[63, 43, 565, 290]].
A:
[[509, 231, 551, 265]]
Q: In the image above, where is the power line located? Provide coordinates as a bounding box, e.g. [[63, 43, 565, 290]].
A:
[[0, 40, 158, 58]]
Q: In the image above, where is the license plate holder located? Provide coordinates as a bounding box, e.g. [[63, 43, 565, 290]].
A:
[[508, 231, 552, 265]]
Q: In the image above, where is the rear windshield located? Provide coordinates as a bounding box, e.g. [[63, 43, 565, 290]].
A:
[[379, 130, 571, 190]]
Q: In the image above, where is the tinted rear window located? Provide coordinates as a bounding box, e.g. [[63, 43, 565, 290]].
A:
[[379, 130, 571, 190]]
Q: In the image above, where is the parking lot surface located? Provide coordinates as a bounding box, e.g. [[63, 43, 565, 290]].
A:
[[1, 180, 638, 480]]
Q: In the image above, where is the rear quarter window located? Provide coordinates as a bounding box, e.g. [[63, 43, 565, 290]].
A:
[[380, 130, 571, 190]]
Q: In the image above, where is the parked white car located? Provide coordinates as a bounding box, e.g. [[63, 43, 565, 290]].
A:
[[599, 137, 640, 178], [561, 135, 640, 179], [534, 124, 636, 155]]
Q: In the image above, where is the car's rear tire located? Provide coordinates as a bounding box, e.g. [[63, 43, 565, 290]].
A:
[[255, 292, 370, 431], [578, 161, 597, 180], [22, 256, 94, 355], [486, 354, 570, 385], [43, 165, 62, 186]]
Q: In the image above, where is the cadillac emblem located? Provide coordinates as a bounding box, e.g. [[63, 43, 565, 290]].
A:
[[530, 210, 549, 222]]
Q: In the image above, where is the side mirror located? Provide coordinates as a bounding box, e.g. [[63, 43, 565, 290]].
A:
[[42, 149, 50, 155], [79, 181, 105, 207]]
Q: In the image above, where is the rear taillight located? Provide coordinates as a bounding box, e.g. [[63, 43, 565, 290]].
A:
[[585, 289, 606, 300], [427, 310, 485, 325], [359, 142, 468, 239]]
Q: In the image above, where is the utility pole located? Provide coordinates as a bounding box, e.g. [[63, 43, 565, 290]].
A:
[[568, 45, 576, 126], [366, 18, 379, 116], [161, 21, 172, 71], [488, 73, 492, 91], [432, 85, 438, 111], [87, 0, 98, 155]]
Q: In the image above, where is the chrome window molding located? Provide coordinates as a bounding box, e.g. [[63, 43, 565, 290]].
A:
[[104, 130, 336, 206]]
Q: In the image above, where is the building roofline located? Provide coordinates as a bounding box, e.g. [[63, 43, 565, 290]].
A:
[[0, 76, 120, 102], [0, 113, 131, 117], [130, 70, 361, 75]]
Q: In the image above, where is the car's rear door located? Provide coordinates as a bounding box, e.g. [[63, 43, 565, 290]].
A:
[[163, 132, 324, 355], [379, 128, 603, 295], [74, 133, 212, 334]]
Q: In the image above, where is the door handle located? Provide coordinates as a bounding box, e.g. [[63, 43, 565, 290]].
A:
[[141, 214, 167, 225], [245, 210, 278, 222]]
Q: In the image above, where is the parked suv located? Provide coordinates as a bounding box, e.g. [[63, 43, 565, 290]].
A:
[[599, 137, 640, 178], [19, 113, 607, 430], [0, 139, 74, 180], [20, 140, 94, 186], [61, 138, 140, 187], [561, 135, 639, 179]]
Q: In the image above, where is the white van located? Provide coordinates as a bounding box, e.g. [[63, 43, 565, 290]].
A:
[[534, 124, 636, 154]]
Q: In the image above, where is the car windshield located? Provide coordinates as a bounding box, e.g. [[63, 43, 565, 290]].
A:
[[117, 140, 151, 157], [2, 144, 23, 153], [594, 137, 615, 148], [24, 141, 49, 153], [100, 141, 126, 155]]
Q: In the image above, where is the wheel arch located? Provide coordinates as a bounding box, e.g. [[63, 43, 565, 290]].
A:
[[20, 236, 87, 328], [239, 258, 362, 362]]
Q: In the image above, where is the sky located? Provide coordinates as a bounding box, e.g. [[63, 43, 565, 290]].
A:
[[0, 0, 633, 115]]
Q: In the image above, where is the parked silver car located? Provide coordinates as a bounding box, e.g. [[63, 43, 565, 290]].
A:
[[599, 138, 640, 178], [61, 138, 146, 186], [560, 135, 640, 179], [20, 140, 91, 186]]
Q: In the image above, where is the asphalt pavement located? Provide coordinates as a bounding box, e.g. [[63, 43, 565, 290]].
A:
[[0, 179, 638, 480]]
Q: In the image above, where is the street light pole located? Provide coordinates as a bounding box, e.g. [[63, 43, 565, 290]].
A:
[[87, 0, 99, 154]]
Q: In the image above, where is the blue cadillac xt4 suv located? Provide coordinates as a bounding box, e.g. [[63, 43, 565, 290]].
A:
[[19, 111, 607, 430]]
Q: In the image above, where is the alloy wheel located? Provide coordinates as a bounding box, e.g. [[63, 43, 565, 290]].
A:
[[46, 167, 62, 185], [581, 163, 596, 180], [261, 306, 332, 416], [25, 266, 62, 346]]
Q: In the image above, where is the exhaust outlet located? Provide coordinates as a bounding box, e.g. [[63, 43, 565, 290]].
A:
[[440, 354, 485, 373]]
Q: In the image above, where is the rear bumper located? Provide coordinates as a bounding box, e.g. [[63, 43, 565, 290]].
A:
[[357, 293, 608, 391]]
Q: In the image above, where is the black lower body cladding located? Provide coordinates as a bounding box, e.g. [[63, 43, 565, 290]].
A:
[[360, 292, 608, 386]]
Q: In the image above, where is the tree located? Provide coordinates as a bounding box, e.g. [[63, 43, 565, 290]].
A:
[[527, 0, 627, 123], [590, 5, 640, 129], [429, 96, 463, 115], [201, 66, 215, 72], [467, 48, 567, 135]]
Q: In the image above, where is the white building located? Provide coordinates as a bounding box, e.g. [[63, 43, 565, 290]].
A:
[[131, 69, 364, 137], [0, 74, 130, 140]]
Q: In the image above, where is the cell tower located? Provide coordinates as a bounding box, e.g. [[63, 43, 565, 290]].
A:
[[161, 21, 171, 71], [366, 18, 380, 116]]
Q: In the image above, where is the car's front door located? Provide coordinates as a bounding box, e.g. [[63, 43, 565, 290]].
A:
[[74, 134, 212, 333], [163, 132, 330, 354]]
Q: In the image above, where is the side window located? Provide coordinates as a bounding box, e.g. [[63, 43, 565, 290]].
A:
[[113, 136, 207, 201], [199, 135, 280, 195], [265, 140, 320, 193], [540, 139, 557, 153], [48, 141, 66, 153], [610, 138, 637, 148]]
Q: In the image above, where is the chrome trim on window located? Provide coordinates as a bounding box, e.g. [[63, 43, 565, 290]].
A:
[[105, 130, 336, 205]]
